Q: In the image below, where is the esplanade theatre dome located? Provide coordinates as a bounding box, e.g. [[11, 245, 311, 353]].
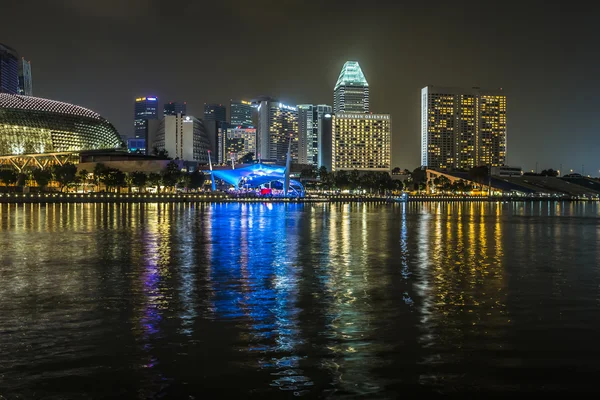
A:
[[0, 94, 122, 155]]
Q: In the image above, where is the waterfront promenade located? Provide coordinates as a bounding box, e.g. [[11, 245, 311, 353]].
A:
[[0, 192, 596, 203]]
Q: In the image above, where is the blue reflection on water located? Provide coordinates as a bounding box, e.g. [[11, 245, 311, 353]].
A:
[[207, 203, 309, 391]]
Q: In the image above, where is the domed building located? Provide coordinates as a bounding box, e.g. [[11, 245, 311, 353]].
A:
[[0, 94, 122, 155]]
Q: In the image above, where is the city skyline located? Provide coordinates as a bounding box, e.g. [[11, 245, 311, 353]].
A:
[[1, 1, 599, 173]]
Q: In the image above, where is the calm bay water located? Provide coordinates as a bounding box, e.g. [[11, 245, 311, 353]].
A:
[[1, 202, 600, 398]]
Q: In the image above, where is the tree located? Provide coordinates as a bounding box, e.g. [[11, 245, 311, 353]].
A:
[[392, 167, 401, 175], [130, 171, 148, 193], [125, 173, 134, 193], [411, 167, 427, 191], [0, 169, 18, 190], [188, 170, 205, 191], [153, 147, 169, 159], [541, 169, 558, 177], [148, 172, 162, 193], [318, 166, 330, 190], [360, 172, 379, 193], [349, 169, 361, 189], [52, 163, 78, 192], [93, 163, 108, 191], [335, 170, 350, 190], [32, 168, 52, 191], [377, 172, 394, 195], [239, 152, 254, 164], [161, 161, 181, 192], [78, 169, 90, 192], [300, 167, 316, 180], [101, 168, 126, 193], [393, 179, 404, 192]]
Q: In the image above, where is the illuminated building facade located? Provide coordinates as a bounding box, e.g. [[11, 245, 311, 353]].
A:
[[153, 114, 210, 162], [421, 86, 506, 170], [0, 93, 122, 155], [256, 100, 298, 164], [18, 58, 32, 96], [333, 61, 369, 114], [297, 104, 332, 166], [230, 100, 254, 127], [0, 43, 19, 94], [134, 96, 158, 154], [217, 126, 256, 164], [163, 101, 186, 116], [331, 113, 391, 172]]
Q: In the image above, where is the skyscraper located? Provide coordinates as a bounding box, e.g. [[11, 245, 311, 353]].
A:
[[256, 100, 298, 164], [297, 104, 332, 166], [153, 114, 210, 162], [333, 61, 369, 114], [164, 101, 186, 116], [331, 113, 391, 172], [204, 103, 227, 155], [134, 96, 159, 154], [421, 86, 507, 170], [217, 126, 256, 164], [230, 100, 254, 127], [319, 112, 333, 171], [0, 43, 19, 94], [18, 58, 32, 96]]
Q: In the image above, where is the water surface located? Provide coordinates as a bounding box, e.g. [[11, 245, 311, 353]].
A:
[[1, 202, 600, 398]]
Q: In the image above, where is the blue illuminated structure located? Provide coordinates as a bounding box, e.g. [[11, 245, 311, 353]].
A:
[[212, 163, 305, 197]]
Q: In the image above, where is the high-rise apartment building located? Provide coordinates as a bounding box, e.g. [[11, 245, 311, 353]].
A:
[[256, 100, 298, 164], [18, 58, 32, 96], [0, 43, 19, 94], [230, 100, 254, 127], [333, 61, 369, 114], [331, 113, 391, 172], [153, 114, 210, 162], [421, 86, 507, 170], [204, 103, 227, 155], [217, 126, 256, 164], [164, 101, 186, 116], [297, 104, 332, 166], [134, 96, 159, 154]]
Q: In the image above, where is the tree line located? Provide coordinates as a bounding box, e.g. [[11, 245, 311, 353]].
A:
[[0, 161, 206, 193], [300, 166, 404, 194]]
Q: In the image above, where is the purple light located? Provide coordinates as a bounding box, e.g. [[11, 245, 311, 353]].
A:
[[147, 97, 157, 101]]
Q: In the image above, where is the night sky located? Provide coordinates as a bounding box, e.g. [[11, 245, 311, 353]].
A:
[[2, 0, 598, 174]]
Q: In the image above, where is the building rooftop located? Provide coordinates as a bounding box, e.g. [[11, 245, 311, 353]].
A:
[[334, 61, 369, 90], [0, 93, 102, 120]]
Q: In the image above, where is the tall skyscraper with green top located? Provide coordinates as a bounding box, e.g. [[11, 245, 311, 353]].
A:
[[333, 61, 369, 114]]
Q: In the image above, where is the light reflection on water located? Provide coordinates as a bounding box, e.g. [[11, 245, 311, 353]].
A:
[[1, 202, 600, 398]]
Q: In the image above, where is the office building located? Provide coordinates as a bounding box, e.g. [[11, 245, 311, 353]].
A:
[[204, 103, 227, 155], [153, 114, 210, 163], [230, 99, 254, 127], [319, 113, 333, 171], [331, 113, 391, 172], [0, 43, 19, 94], [297, 104, 332, 166], [217, 126, 256, 164], [18, 58, 32, 96], [256, 100, 299, 164], [164, 101, 186, 116], [333, 61, 369, 114], [134, 96, 159, 154], [127, 138, 146, 154], [420, 86, 507, 170]]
